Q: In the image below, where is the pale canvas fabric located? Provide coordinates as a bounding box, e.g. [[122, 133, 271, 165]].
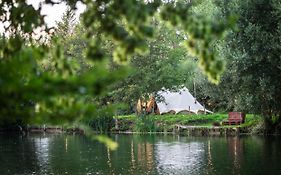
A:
[[156, 87, 212, 114]]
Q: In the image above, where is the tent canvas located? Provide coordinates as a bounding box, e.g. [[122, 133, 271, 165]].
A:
[[156, 87, 212, 114]]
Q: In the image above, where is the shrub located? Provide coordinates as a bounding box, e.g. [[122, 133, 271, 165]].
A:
[[134, 114, 157, 133], [89, 112, 114, 133]]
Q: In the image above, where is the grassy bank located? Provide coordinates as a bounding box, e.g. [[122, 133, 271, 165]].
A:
[[114, 113, 262, 133]]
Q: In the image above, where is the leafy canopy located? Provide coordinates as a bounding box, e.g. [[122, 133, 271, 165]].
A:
[[0, 0, 234, 125]]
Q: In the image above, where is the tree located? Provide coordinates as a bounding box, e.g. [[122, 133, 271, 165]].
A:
[[223, 0, 281, 132], [107, 21, 198, 114], [0, 0, 234, 148], [194, 0, 281, 133]]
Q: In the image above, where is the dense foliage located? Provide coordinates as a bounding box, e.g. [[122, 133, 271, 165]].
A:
[[194, 0, 281, 133], [107, 21, 197, 114], [223, 0, 281, 132], [0, 0, 232, 127], [2, 0, 280, 134]]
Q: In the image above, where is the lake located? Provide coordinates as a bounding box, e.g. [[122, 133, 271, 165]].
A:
[[0, 133, 281, 175]]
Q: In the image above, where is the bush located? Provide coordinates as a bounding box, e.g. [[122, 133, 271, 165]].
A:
[[134, 115, 157, 133], [89, 112, 114, 133], [250, 120, 266, 134]]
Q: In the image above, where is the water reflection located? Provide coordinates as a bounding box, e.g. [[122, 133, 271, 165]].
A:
[[206, 140, 214, 173], [155, 141, 204, 174], [33, 135, 51, 174], [227, 137, 243, 174], [1, 134, 281, 175]]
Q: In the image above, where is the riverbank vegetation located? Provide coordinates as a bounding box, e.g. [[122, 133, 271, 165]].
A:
[[113, 114, 262, 133]]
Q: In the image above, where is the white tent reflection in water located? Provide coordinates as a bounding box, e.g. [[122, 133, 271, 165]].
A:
[[155, 141, 205, 174], [33, 135, 51, 174]]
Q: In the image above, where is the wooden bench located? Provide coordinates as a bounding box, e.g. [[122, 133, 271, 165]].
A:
[[223, 112, 245, 125]]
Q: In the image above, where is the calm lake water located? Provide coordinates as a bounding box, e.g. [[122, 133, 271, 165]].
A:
[[0, 134, 281, 175]]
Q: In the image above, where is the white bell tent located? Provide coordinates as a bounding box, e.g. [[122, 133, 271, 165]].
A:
[[156, 87, 212, 114]]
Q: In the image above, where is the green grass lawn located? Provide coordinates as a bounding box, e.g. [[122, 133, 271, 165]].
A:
[[116, 113, 261, 127]]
